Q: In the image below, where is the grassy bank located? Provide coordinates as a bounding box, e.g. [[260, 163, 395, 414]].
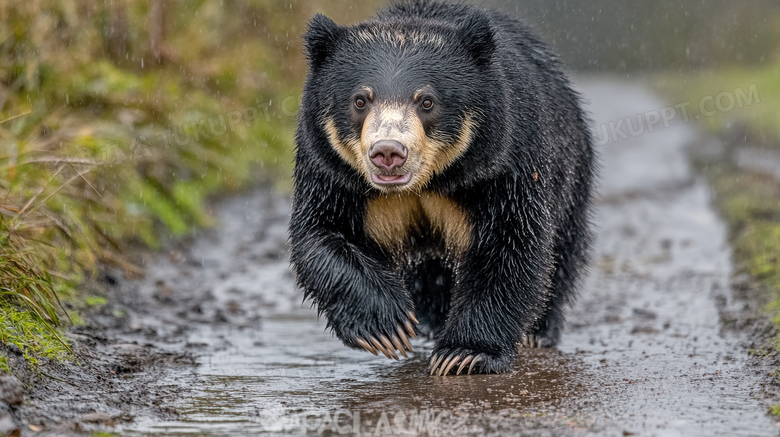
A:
[[0, 1, 378, 366], [655, 59, 780, 404]]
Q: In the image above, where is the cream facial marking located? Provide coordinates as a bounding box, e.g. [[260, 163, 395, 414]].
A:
[[325, 87, 477, 192]]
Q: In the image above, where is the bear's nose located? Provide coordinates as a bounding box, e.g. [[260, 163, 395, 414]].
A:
[[369, 140, 408, 171]]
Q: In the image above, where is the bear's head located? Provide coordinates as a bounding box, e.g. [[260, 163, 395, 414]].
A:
[[301, 11, 499, 193]]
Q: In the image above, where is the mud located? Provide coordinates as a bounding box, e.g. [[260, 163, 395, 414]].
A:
[[13, 79, 780, 436]]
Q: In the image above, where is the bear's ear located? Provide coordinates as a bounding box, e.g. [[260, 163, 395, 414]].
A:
[[303, 14, 343, 70], [460, 13, 496, 68]]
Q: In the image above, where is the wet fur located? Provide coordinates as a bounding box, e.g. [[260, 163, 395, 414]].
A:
[[289, 0, 596, 374]]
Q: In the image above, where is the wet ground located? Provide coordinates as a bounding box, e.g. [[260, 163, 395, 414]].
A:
[[19, 80, 780, 436]]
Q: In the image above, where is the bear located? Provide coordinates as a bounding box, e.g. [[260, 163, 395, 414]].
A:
[[289, 0, 595, 375]]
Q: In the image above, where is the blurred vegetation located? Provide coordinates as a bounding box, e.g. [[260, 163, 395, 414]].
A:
[[487, 0, 780, 72], [0, 0, 379, 364], [656, 61, 780, 363], [655, 61, 780, 145]]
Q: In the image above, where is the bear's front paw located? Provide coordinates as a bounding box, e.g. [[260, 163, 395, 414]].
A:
[[345, 311, 418, 360], [429, 347, 514, 376]]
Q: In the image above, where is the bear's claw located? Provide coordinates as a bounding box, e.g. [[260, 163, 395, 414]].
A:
[[397, 325, 413, 350], [369, 336, 393, 359], [405, 319, 418, 339], [518, 334, 555, 349], [456, 356, 475, 375], [391, 335, 408, 357], [379, 335, 399, 360], [355, 338, 377, 355], [353, 314, 417, 360], [429, 352, 483, 376], [519, 335, 541, 349]]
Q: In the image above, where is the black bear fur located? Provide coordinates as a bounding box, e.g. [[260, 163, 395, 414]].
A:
[[289, 0, 596, 375]]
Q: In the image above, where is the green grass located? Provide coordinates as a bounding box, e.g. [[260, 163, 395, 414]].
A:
[[0, 217, 71, 363], [653, 60, 780, 145], [0, 1, 380, 367]]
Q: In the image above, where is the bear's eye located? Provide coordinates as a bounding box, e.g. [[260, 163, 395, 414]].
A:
[[421, 99, 433, 110], [355, 98, 366, 109]]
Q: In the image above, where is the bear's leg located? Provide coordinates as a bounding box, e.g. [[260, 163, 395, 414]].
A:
[[519, 261, 575, 349], [289, 178, 418, 361], [428, 177, 556, 376], [405, 259, 452, 339], [522, 191, 593, 348]]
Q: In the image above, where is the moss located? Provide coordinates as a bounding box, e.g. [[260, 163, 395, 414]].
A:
[[740, 224, 780, 289], [0, 301, 70, 367], [0, 356, 9, 373], [84, 296, 107, 307]]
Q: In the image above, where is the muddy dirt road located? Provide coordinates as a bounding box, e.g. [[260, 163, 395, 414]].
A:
[[22, 80, 779, 436]]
